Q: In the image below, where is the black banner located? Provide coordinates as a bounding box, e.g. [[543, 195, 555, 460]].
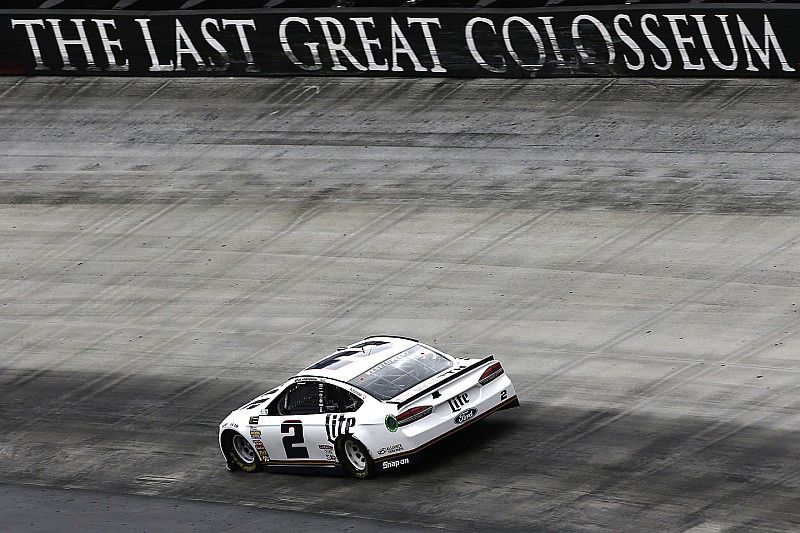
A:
[[0, 6, 798, 77]]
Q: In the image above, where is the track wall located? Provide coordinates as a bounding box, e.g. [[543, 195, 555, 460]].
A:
[[1, 5, 798, 77]]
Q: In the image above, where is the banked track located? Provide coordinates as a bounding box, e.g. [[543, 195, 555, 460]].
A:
[[1, 77, 799, 531]]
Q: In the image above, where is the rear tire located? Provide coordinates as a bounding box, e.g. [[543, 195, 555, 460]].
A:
[[224, 431, 263, 473], [336, 436, 374, 479]]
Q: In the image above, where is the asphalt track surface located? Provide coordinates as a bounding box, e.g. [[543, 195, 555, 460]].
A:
[[1, 76, 799, 532]]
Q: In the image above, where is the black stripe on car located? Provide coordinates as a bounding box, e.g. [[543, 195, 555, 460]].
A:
[[394, 355, 494, 408]]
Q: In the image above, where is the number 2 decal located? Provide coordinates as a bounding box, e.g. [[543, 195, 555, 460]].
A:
[[281, 420, 309, 459]]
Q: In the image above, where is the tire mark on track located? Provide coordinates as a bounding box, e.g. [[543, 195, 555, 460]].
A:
[[530, 223, 800, 389], [290, 208, 511, 337], [533, 383, 800, 524], [123, 206, 509, 422], [351, 206, 559, 328], [449, 212, 694, 348], [513, 290, 800, 502], [4, 202, 298, 386], [29, 203, 411, 412]]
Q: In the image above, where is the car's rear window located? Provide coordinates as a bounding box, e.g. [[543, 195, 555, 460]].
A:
[[348, 344, 452, 400]]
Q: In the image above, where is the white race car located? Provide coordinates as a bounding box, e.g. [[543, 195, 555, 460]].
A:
[[218, 335, 518, 479]]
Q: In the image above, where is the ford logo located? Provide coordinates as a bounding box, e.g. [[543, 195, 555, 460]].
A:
[[454, 408, 477, 425]]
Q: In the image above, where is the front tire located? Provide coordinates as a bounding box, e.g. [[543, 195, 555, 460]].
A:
[[224, 431, 263, 473], [336, 436, 374, 479]]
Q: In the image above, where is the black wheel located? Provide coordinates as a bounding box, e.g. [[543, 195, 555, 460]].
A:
[[336, 436, 374, 479], [224, 431, 263, 473]]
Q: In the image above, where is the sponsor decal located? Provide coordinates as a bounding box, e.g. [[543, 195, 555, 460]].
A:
[[325, 413, 355, 443], [383, 458, 410, 469], [253, 439, 269, 462], [500, 389, 508, 401], [260, 407, 270, 415], [454, 408, 477, 425], [325, 453, 337, 462], [250, 428, 262, 439], [248, 415, 259, 425], [385, 415, 398, 433], [363, 351, 408, 377], [447, 392, 469, 412], [347, 387, 366, 399], [378, 443, 404, 455], [222, 421, 239, 428], [318, 444, 333, 451]]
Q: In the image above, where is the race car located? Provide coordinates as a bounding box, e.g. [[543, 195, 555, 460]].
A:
[[218, 335, 519, 479]]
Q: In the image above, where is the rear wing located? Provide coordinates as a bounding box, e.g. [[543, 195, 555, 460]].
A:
[[391, 355, 495, 409]]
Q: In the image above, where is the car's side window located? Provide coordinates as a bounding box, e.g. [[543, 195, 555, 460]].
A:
[[272, 381, 322, 416], [323, 383, 363, 413]]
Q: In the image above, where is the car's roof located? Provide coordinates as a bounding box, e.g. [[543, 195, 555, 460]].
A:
[[296, 336, 425, 382]]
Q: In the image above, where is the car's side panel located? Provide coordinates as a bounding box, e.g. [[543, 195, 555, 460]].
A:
[[255, 415, 285, 462], [250, 380, 375, 466], [285, 415, 329, 462]]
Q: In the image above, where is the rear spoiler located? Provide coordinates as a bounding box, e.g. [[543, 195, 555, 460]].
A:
[[364, 335, 419, 343], [393, 355, 495, 409]]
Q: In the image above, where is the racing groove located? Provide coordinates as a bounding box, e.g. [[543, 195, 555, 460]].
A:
[[1, 77, 799, 531]]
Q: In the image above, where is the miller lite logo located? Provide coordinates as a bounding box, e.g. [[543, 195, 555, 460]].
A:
[[325, 413, 355, 443], [447, 392, 469, 412]]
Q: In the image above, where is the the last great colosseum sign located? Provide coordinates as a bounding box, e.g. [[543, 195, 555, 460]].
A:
[[1, 6, 798, 77]]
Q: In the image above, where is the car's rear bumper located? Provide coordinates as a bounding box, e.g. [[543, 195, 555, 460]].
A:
[[375, 393, 519, 473]]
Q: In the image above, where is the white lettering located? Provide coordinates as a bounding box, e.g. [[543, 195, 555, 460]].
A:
[[383, 458, 410, 469], [136, 18, 174, 71], [502, 16, 545, 72], [408, 17, 446, 73], [93, 19, 128, 71], [664, 14, 704, 70], [539, 16, 564, 63], [613, 14, 644, 70], [572, 14, 615, 65], [316, 16, 367, 71], [692, 15, 737, 71], [11, 19, 47, 70], [390, 17, 426, 72], [465, 17, 505, 73], [46, 18, 97, 71], [222, 19, 258, 72], [201, 18, 229, 70], [174, 20, 204, 71], [279, 17, 321, 71], [352, 17, 388, 71], [641, 14, 672, 71], [738, 14, 795, 72]]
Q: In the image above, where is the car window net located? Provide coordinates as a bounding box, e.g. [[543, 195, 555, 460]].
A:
[[284, 382, 321, 415], [324, 384, 363, 412], [348, 344, 452, 400]]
